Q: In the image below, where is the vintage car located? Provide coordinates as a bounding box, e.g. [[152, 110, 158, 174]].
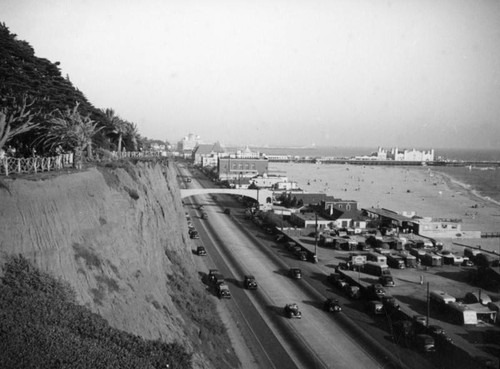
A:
[[196, 246, 207, 256], [284, 303, 302, 318], [243, 275, 258, 290], [288, 268, 302, 279], [323, 298, 342, 312]]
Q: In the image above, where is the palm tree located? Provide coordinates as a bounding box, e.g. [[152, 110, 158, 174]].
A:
[[38, 102, 103, 168]]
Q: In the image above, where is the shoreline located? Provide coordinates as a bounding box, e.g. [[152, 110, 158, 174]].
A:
[[271, 163, 500, 253]]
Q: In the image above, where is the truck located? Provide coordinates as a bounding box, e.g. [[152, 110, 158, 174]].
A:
[[402, 254, 417, 268], [387, 254, 405, 269], [363, 261, 391, 277], [367, 252, 387, 265], [319, 234, 335, 247]]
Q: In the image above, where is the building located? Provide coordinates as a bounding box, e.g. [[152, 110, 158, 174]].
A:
[[321, 197, 366, 230], [217, 157, 268, 181], [192, 142, 225, 166], [375, 147, 435, 162], [290, 212, 332, 229], [250, 174, 298, 190], [177, 134, 201, 156]]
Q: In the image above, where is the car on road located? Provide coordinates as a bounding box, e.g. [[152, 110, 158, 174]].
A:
[[207, 269, 219, 284], [244, 275, 258, 290], [284, 303, 302, 318], [288, 268, 302, 279], [196, 246, 207, 256], [216, 282, 231, 299], [189, 231, 200, 239], [323, 298, 342, 312], [224, 208, 231, 215], [200, 212, 208, 220]]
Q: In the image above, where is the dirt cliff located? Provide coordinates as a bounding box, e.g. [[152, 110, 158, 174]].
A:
[[0, 161, 218, 368]]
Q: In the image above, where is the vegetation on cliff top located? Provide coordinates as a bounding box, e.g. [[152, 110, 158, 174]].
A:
[[0, 22, 164, 158], [0, 255, 191, 369]]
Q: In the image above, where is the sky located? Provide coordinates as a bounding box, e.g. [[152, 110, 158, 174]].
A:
[[2, 0, 500, 150]]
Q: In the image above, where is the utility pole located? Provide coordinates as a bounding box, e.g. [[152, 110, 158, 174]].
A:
[[426, 282, 430, 328], [314, 212, 318, 263]]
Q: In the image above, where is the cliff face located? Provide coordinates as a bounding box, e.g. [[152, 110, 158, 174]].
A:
[[0, 162, 195, 347]]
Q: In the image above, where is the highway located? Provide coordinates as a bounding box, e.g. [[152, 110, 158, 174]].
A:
[[177, 163, 395, 369]]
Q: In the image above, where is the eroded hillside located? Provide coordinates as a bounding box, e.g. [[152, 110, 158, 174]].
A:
[[0, 160, 237, 369]]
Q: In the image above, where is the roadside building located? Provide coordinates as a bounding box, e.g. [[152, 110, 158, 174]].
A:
[[290, 212, 332, 230], [217, 157, 268, 181], [250, 174, 298, 190]]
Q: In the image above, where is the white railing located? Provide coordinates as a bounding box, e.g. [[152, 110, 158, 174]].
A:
[[0, 150, 167, 176], [0, 153, 74, 176]]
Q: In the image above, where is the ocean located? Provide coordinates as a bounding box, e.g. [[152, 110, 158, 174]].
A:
[[235, 146, 500, 205], [244, 146, 500, 162]]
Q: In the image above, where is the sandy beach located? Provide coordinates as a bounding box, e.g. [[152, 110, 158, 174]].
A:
[[270, 163, 500, 253]]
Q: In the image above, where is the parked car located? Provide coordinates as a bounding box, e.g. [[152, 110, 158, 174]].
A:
[[323, 298, 342, 312], [284, 303, 302, 318], [344, 285, 361, 299], [190, 231, 200, 239], [427, 324, 453, 346], [296, 250, 308, 261], [288, 268, 302, 279], [367, 300, 384, 315], [412, 315, 428, 334], [224, 208, 231, 215], [366, 284, 386, 300], [414, 334, 436, 353], [244, 275, 258, 290], [379, 275, 395, 287], [196, 246, 207, 256], [200, 212, 208, 220], [382, 295, 400, 311], [462, 258, 474, 267]]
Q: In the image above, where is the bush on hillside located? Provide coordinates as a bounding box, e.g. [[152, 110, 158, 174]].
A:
[[0, 255, 191, 369]]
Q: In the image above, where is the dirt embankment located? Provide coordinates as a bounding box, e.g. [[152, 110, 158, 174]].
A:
[[0, 162, 212, 368]]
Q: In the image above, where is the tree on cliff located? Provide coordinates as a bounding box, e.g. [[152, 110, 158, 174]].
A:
[[37, 102, 103, 168], [0, 94, 39, 152]]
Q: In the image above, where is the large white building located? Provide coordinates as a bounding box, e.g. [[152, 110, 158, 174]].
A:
[[376, 147, 435, 162]]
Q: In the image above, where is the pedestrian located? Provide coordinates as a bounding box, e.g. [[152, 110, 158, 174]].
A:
[[420, 275, 424, 285]]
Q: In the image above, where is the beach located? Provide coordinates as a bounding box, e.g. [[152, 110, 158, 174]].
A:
[[270, 163, 500, 253]]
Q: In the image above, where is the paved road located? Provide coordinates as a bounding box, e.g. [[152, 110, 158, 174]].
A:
[[180, 164, 387, 369]]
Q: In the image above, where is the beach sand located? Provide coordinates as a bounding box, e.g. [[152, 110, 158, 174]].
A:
[[271, 163, 500, 253]]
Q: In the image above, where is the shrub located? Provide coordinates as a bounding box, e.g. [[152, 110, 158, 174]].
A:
[[0, 255, 191, 369]]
